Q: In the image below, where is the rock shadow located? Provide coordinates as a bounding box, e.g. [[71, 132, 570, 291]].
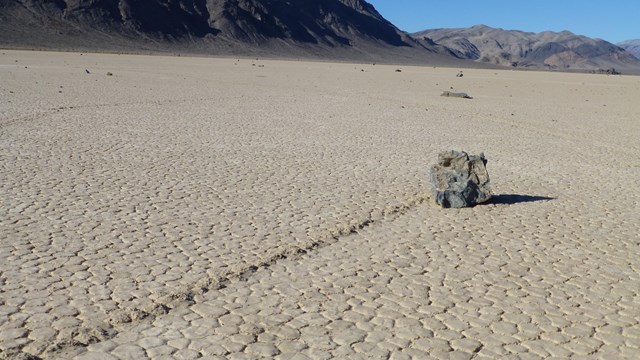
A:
[[486, 194, 556, 205]]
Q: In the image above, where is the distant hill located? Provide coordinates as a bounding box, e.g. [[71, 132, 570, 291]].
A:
[[0, 0, 459, 64], [413, 25, 640, 74], [617, 40, 640, 60], [3, 2, 636, 72]]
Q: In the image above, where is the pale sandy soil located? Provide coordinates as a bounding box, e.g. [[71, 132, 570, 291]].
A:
[[1, 50, 639, 359]]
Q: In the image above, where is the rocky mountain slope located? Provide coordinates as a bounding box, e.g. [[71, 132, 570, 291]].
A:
[[414, 25, 640, 73], [0, 0, 456, 63], [3, 2, 636, 71], [617, 39, 640, 60]]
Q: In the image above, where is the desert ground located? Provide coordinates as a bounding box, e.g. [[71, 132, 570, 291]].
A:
[[1, 50, 639, 359]]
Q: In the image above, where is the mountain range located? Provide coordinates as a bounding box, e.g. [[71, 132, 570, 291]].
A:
[[413, 25, 640, 73], [617, 40, 640, 59], [1, 1, 639, 73], [0, 0, 458, 64]]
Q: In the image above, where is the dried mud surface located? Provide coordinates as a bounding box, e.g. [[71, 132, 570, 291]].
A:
[[1, 50, 639, 359]]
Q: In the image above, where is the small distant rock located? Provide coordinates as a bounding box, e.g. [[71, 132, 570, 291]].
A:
[[429, 150, 492, 208], [456, 71, 464, 77], [590, 68, 620, 75], [395, 69, 402, 72], [106, 72, 113, 76], [441, 91, 472, 99], [85, 69, 90, 74]]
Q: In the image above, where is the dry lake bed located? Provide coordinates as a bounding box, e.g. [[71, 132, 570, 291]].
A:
[[1, 50, 639, 359]]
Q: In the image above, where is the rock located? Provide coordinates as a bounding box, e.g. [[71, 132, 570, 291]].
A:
[[429, 150, 492, 208], [456, 71, 463, 77], [441, 91, 472, 99], [106, 72, 113, 76], [85, 69, 91, 74], [590, 68, 620, 75], [395, 69, 402, 72]]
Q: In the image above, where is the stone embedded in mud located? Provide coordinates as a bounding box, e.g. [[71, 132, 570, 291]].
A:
[[441, 91, 472, 99], [429, 150, 492, 208]]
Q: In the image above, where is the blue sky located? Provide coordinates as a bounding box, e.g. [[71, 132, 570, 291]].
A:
[[367, 0, 639, 43]]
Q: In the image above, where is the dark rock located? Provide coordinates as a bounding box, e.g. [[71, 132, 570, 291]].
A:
[[590, 68, 620, 75], [456, 71, 463, 77], [106, 72, 113, 76], [85, 69, 90, 74], [429, 150, 492, 208]]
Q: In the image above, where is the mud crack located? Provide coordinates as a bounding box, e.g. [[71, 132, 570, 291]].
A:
[[25, 192, 433, 358]]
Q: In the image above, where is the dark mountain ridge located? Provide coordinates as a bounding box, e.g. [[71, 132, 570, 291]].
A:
[[2, 2, 638, 73], [0, 0, 460, 64]]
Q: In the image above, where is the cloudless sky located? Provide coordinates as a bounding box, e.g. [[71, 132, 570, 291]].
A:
[[367, 0, 639, 43]]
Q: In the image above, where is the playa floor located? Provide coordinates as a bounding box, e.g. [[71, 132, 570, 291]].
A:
[[1, 50, 639, 359]]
